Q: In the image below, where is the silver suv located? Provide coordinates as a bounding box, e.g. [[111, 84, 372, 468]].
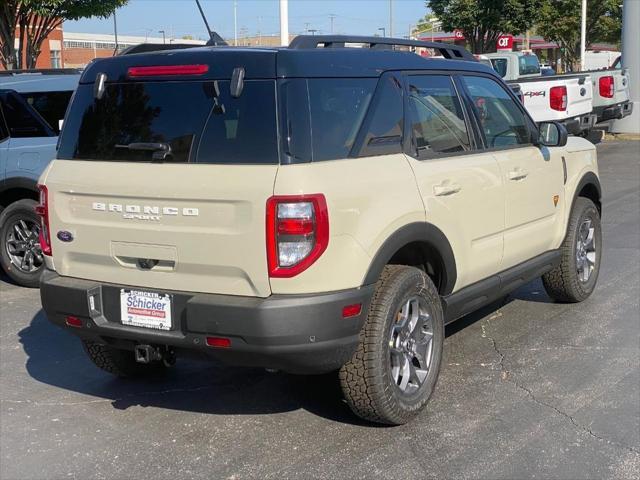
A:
[[38, 37, 602, 424]]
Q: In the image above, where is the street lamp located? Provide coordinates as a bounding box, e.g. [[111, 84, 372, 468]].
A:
[[378, 27, 386, 37], [158, 30, 166, 44]]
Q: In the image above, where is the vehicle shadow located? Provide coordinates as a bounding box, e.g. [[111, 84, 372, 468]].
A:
[[18, 310, 367, 425], [19, 279, 552, 425]]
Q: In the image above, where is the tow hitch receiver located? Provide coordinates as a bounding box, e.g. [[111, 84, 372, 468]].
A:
[[134, 344, 163, 364]]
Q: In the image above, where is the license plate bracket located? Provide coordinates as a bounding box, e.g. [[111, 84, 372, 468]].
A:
[[120, 289, 172, 331]]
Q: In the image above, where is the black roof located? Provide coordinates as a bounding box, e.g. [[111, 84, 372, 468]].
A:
[[79, 36, 496, 84]]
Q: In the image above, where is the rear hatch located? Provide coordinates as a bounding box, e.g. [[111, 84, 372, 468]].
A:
[[43, 49, 280, 297]]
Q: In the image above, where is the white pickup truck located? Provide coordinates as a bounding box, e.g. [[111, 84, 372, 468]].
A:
[[486, 51, 598, 135], [587, 68, 633, 123]]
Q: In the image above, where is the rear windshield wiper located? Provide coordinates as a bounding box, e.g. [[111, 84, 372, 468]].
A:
[[114, 142, 172, 161]]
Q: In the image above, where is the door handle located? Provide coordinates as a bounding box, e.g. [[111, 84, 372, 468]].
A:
[[433, 181, 462, 196], [508, 168, 529, 181]]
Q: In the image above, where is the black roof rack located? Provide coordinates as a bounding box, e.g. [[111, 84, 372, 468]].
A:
[[0, 68, 82, 76], [288, 35, 476, 62], [118, 43, 206, 56]]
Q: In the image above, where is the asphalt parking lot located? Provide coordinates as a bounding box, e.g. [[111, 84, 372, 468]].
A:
[[1, 140, 639, 480]]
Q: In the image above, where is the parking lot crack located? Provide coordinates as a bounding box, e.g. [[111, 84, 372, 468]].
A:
[[481, 320, 639, 455]]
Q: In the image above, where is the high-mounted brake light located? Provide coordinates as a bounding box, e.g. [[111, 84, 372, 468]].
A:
[[35, 184, 51, 256], [599, 76, 615, 98], [127, 64, 209, 77], [549, 85, 567, 111], [266, 194, 329, 278]]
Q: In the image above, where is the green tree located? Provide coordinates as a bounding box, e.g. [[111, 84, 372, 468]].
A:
[[427, 0, 543, 53], [538, 0, 621, 71], [0, 0, 129, 70]]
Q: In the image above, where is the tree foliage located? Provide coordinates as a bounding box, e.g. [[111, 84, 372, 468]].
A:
[[427, 0, 543, 53], [537, 0, 621, 71], [1, 0, 128, 69]]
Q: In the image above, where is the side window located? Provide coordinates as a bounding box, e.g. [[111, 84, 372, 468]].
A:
[[406, 75, 471, 157], [20, 91, 73, 134], [1, 92, 51, 138], [355, 74, 403, 157], [490, 58, 508, 78], [462, 75, 531, 148], [307, 78, 376, 161], [0, 103, 8, 141]]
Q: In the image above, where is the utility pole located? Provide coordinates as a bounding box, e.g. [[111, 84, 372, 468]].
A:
[[234, 0, 238, 46], [279, 0, 289, 46], [389, 0, 393, 38], [580, 0, 587, 70], [611, 0, 640, 133], [159, 30, 166, 44], [112, 10, 119, 55], [329, 14, 336, 34]]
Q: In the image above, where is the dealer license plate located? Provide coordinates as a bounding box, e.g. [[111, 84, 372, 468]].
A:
[[120, 289, 172, 331]]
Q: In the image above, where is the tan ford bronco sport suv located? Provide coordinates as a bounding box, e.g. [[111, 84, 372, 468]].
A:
[[38, 36, 602, 425]]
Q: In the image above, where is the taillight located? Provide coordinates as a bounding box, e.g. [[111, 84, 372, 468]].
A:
[[549, 86, 567, 111], [127, 64, 209, 77], [35, 184, 51, 256], [599, 76, 614, 98], [266, 194, 329, 278]]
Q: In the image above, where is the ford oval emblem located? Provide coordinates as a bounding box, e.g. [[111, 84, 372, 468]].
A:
[[57, 230, 74, 242]]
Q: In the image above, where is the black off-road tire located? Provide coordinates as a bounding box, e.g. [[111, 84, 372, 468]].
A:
[[339, 265, 444, 425], [82, 340, 166, 378], [0, 199, 43, 288], [542, 197, 602, 303]]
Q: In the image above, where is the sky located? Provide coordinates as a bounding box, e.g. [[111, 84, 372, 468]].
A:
[[64, 0, 429, 41]]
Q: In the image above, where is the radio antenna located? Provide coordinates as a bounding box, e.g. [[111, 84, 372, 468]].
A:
[[194, 0, 228, 46]]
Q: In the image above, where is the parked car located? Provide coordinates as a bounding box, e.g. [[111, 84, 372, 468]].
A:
[[486, 51, 598, 135], [588, 68, 633, 123], [584, 50, 620, 70], [39, 36, 602, 425], [0, 69, 80, 286]]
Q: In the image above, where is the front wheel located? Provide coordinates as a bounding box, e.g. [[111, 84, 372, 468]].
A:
[[542, 197, 602, 302], [339, 265, 444, 425]]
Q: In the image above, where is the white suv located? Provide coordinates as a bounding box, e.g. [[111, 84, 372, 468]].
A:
[[38, 36, 602, 425]]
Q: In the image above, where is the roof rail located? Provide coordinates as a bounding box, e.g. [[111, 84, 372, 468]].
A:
[[118, 43, 205, 56], [288, 35, 476, 62], [0, 68, 83, 76]]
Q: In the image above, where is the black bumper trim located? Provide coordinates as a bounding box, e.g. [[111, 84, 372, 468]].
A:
[[40, 270, 374, 374], [593, 102, 633, 123]]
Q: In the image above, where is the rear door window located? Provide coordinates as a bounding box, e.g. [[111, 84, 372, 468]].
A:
[[406, 75, 471, 157], [57, 80, 278, 164], [0, 91, 53, 138], [20, 91, 73, 134]]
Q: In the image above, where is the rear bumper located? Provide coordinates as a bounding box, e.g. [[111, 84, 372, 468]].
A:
[[594, 101, 633, 123], [40, 270, 374, 374], [561, 112, 597, 135]]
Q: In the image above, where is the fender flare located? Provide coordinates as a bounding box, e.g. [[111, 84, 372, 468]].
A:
[[0, 176, 38, 195], [362, 222, 457, 295], [571, 171, 602, 213]]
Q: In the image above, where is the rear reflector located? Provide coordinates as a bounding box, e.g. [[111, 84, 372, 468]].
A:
[[127, 64, 209, 77], [35, 184, 51, 256], [342, 303, 362, 318], [206, 336, 231, 348], [65, 316, 82, 328]]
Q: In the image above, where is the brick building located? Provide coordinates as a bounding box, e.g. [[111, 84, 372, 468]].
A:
[[1, 22, 63, 70]]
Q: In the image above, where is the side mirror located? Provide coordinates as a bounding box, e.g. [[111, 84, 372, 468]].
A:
[[538, 121, 568, 147]]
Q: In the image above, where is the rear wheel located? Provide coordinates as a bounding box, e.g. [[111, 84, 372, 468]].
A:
[[542, 197, 602, 302], [0, 199, 44, 287], [82, 340, 166, 378], [339, 265, 444, 425]]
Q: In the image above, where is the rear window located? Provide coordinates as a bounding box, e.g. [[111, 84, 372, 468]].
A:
[[57, 80, 278, 164], [518, 55, 540, 75], [490, 58, 508, 78]]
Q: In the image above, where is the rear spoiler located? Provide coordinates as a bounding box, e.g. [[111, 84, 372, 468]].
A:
[[118, 43, 206, 56], [289, 35, 476, 62]]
